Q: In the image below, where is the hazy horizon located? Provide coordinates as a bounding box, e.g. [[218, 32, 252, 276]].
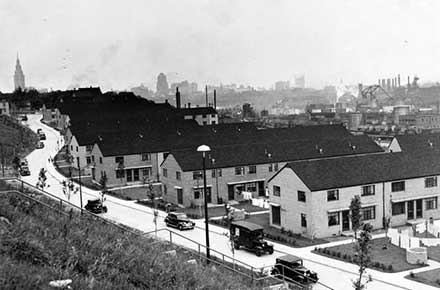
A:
[[1, 0, 440, 92]]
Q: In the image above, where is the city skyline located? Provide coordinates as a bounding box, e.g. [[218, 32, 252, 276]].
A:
[[1, 0, 440, 92]]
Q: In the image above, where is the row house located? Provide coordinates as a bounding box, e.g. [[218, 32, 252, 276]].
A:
[[160, 134, 383, 207], [41, 104, 70, 131], [389, 133, 440, 153], [268, 151, 440, 239], [179, 107, 218, 125]]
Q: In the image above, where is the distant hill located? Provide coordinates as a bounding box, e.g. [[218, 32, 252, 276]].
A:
[[0, 115, 38, 166]]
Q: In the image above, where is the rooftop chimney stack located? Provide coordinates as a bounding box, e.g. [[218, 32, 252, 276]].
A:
[[408, 76, 410, 87], [175, 87, 181, 109], [398, 74, 401, 87], [214, 89, 217, 109], [188, 102, 191, 108], [387, 79, 391, 91], [382, 79, 386, 88], [205, 85, 208, 107]]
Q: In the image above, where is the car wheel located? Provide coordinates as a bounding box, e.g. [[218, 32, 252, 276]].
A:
[[103, 207, 108, 213], [256, 250, 262, 257], [268, 248, 274, 254], [271, 268, 280, 277], [178, 224, 183, 231]]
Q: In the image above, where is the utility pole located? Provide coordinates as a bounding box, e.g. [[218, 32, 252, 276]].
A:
[[205, 85, 208, 107], [1, 143, 4, 177], [77, 157, 83, 214]]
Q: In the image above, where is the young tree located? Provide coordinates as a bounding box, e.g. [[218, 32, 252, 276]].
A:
[[99, 172, 108, 203], [61, 178, 78, 202], [12, 157, 21, 176], [350, 195, 362, 239], [36, 168, 48, 191], [353, 223, 373, 290]]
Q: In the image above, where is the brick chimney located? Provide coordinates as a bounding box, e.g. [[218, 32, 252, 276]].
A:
[[175, 87, 181, 109]]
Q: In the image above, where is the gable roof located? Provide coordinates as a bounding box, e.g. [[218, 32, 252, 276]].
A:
[[169, 134, 383, 171], [394, 133, 440, 152], [286, 151, 440, 191]]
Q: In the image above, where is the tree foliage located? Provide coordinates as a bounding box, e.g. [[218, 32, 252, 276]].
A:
[[353, 223, 373, 290], [350, 195, 362, 239]]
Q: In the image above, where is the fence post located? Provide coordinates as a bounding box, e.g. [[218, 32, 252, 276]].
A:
[[169, 231, 173, 245], [251, 266, 254, 284], [21, 180, 24, 193], [59, 199, 62, 214], [198, 244, 201, 257], [222, 254, 225, 264]]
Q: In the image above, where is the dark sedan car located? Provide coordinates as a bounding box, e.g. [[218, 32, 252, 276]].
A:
[[85, 199, 108, 214], [19, 166, 31, 176], [165, 212, 195, 231]]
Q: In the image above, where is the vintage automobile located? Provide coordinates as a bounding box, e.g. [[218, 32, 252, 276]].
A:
[[85, 198, 108, 214], [230, 221, 274, 256], [21, 115, 28, 121], [19, 166, 31, 176], [37, 128, 42, 134], [271, 255, 318, 284], [164, 212, 195, 230], [36, 141, 44, 149], [39, 133, 46, 140]]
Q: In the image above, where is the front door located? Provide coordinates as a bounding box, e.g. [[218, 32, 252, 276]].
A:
[[177, 188, 183, 205], [133, 168, 139, 182], [126, 169, 132, 182], [342, 210, 350, 231], [272, 205, 281, 225], [416, 199, 423, 219], [205, 187, 212, 203], [91, 168, 95, 180], [258, 181, 265, 196], [228, 185, 234, 201], [407, 201, 414, 220]]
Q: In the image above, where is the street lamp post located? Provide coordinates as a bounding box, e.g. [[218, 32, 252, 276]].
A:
[[197, 144, 211, 264]]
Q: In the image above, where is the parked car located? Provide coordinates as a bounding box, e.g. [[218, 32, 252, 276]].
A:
[[36, 141, 44, 149], [164, 212, 195, 231], [271, 255, 318, 284], [21, 115, 28, 121], [156, 198, 178, 212], [85, 198, 108, 214], [19, 166, 31, 176], [20, 159, 28, 167], [230, 221, 274, 256], [39, 133, 46, 140], [37, 128, 42, 134]]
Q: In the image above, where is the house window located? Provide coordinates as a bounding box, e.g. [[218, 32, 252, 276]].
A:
[[203, 121, 207, 125], [211, 114, 216, 118], [392, 202, 405, 215], [176, 171, 181, 180], [142, 153, 151, 161], [274, 163, 279, 171], [361, 206, 376, 220], [327, 190, 339, 201], [328, 212, 340, 226], [142, 168, 152, 178], [362, 185, 375, 196], [70, 145, 73, 151], [76, 146, 78, 152], [425, 197, 438, 210], [116, 169, 125, 179], [162, 168, 167, 177], [86, 156, 91, 164], [211, 121, 216, 125], [391, 181, 405, 192], [99, 157, 103, 164], [301, 213, 307, 228], [193, 171, 202, 180], [163, 185, 167, 195], [115, 156, 124, 164], [248, 165, 257, 174], [202, 114, 207, 118], [425, 177, 438, 188], [91, 155, 95, 163], [297, 191, 306, 202], [268, 164, 273, 172], [212, 170, 216, 178], [163, 152, 169, 160], [235, 167, 245, 175], [273, 185, 281, 197]]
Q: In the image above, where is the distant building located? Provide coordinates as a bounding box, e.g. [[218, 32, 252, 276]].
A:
[[156, 73, 169, 96], [131, 84, 154, 99], [170, 80, 198, 95], [179, 107, 218, 125], [295, 75, 305, 88], [14, 55, 25, 91], [399, 113, 440, 133], [0, 100, 10, 116], [274, 81, 290, 91]]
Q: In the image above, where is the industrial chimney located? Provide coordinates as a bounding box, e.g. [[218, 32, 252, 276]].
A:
[[398, 74, 401, 87], [382, 79, 386, 88], [205, 85, 208, 107], [387, 79, 391, 91], [214, 89, 217, 109], [175, 87, 181, 109]]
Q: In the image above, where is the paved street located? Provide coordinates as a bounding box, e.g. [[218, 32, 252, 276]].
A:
[[19, 114, 439, 290]]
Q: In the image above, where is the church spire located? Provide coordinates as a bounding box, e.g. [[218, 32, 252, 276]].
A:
[[14, 53, 25, 91]]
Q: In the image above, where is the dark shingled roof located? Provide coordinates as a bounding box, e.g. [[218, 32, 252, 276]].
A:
[[169, 134, 383, 171], [286, 151, 440, 191], [394, 133, 440, 152]]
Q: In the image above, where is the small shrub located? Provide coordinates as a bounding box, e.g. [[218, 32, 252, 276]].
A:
[[373, 262, 380, 268], [336, 252, 341, 258], [410, 271, 415, 278], [287, 230, 294, 237], [342, 254, 347, 260], [331, 251, 336, 257], [280, 227, 286, 234], [387, 265, 393, 271], [436, 279, 440, 285]]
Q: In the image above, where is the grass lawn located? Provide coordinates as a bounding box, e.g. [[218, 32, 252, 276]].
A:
[[406, 269, 440, 288], [106, 186, 161, 201], [314, 237, 425, 272], [180, 201, 268, 219]]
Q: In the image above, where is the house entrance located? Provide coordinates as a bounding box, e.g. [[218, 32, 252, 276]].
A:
[[342, 210, 350, 231]]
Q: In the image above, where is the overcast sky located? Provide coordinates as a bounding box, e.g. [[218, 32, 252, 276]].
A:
[[1, 0, 440, 92]]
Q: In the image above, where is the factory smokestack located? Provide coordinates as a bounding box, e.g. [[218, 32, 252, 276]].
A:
[[382, 79, 386, 88], [205, 85, 208, 107], [387, 79, 391, 91], [398, 74, 401, 87], [214, 89, 217, 109], [175, 87, 181, 109], [408, 76, 410, 87]]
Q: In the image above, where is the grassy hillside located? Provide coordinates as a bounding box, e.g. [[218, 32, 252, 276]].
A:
[[0, 115, 38, 168], [0, 184, 267, 290]]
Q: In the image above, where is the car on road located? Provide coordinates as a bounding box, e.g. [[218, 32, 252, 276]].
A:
[[20, 159, 28, 167], [19, 166, 31, 176], [21, 115, 28, 121], [36, 141, 44, 149], [230, 221, 274, 256], [85, 198, 108, 214], [164, 212, 195, 231], [39, 133, 46, 140], [271, 254, 318, 284], [37, 128, 42, 134]]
